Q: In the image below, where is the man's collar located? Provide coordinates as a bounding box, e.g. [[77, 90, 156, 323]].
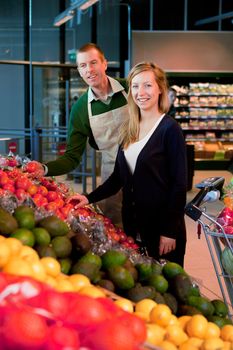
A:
[[87, 76, 124, 103]]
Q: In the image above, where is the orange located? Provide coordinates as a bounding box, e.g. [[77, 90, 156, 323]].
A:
[[114, 298, 134, 313], [3, 257, 33, 277], [56, 278, 75, 292], [146, 323, 166, 346], [186, 314, 208, 339], [222, 341, 232, 350], [19, 245, 39, 262], [44, 275, 58, 289], [201, 337, 224, 350], [68, 273, 91, 291], [149, 303, 172, 327], [179, 343, 199, 350], [133, 311, 148, 322], [5, 237, 22, 255], [0, 235, 6, 242], [30, 260, 46, 282], [165, 325, 188, 346], [204, 321, 221, 339], [159, 340, 178, 350], [40, 257, 61, 277], [135, 298, 157, 318], [0, 240, 11, 267], [221, 324, 233, 342], [183, 337, 203, 348], [168, 315, 179, 326], [178, 315, 192, 330], [78, 285, 106, 298]]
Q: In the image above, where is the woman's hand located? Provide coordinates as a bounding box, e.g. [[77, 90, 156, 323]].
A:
[[159, 236, 176, 256], [66, 194, 89, 208]]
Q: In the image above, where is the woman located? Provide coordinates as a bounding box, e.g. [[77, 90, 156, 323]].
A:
[[71, 62, 187, 266]]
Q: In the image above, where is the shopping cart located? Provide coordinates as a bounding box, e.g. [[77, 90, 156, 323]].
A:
[[185, 176, 233, 321]]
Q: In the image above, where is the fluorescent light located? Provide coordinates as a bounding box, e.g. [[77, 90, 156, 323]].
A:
[[79, 0, 99, 10], [54, 9, 75, 27], [53, 0, 99, 27]]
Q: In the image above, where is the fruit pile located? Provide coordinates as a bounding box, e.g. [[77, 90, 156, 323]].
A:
[[0, 272, 147, 350], [0, 155, 139, 250]]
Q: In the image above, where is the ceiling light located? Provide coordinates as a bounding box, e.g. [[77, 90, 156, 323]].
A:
[[79, 0, 99, 11], [53, 0, 100, 26], [54, 9, 75, 27]]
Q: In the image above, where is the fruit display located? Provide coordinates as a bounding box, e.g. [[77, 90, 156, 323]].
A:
[[1, 154, 233, 349], [0, 154, 139, 250]]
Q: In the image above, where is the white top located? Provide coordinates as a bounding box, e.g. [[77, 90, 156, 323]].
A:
[[124, 114, 165, 173]]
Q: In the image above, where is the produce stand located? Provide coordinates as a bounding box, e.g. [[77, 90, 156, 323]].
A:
[[185, 176, 233, 320]]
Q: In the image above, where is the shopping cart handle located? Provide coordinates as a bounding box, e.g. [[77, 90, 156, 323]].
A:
[[195, 176, 224, 190], [185, 176, 225, 221]]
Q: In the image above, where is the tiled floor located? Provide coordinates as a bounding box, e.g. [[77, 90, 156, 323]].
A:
[[58, 169, 233, 309]]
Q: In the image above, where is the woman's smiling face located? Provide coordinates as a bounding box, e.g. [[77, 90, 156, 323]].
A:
[[131, 70, 161, 111]]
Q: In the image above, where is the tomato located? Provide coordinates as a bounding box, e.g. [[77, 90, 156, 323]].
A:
[[46, 202, 58, 212], [53, 198, 64, 209], [27, 184, 38, 195], [127, 236, 135, 244], [37, 185, 48, 196], [15, 177, 30, 190], [83, 319, 135, 350], [2, 183, 15, 193], [118, 312, 147, 344], [43, 290, 70, 320], [0, 173, 9, 186], [15, 188, 27, 200], [46, 324, 80, 350], [39, 197, 48, 207], [65, 294, 109, 328], [24, 161, 41, 173], [47, 191, 58, 202], [60, 204, 74, 217], [6, 158, 18, 167]]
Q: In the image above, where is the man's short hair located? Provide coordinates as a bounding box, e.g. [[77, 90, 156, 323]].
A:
[[77, 43, 105, 61]]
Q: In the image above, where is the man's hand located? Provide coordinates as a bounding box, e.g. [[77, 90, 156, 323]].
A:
[[159, 236, 176, 256], [66, 194, 89, 208]]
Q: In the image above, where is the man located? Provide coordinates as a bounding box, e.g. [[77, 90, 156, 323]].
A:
[[41, 43, 129, 226]]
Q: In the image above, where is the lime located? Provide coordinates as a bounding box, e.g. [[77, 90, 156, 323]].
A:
[[13, 206, 34, 220], [58, 258, 72, 274], [17, 214, 35, 230], [148, 274, 169, 293], [211, 299, 228, 317], [207, 315, 231, 328], [51, 236, 72, 258], [101, 250, 127, 270], [32, 227, 51, 246], [79, 251, 102, 269], [136, 262, 153, 281], [10, 228, 35, 247], [188, 296, 215, 317], [162, 262, 185, 279]]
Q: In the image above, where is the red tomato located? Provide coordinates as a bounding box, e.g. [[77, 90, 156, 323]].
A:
[[6, 158, 18, 167], [66, 294, 109, 328], [24, 161, 40, 173], [2, 183, 15, 193], [53, 198, 64, 209], [60, 203, 74, 217], [37, 185, 48, 196], [118, 312, 147, 344], [47, 191, 58, 202], [3, 309, 48, 349], [15, 177, 29, 190], [0, 173, 9, 186], [83, 319, 135, 350], [40, 197, 48, 207], [43, 291, 70, 320], [47, 324, 80, 350], [15, 188, 27, 200], [46, 202, 58, 212]]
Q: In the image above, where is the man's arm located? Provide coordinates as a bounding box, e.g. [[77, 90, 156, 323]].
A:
[[46, 94, 92, 176]]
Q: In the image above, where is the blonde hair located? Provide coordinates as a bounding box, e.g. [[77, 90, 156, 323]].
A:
[[119, 62, 170, 148]]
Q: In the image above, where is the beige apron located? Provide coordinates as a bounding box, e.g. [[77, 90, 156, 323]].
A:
[[88, 90, 128, 226]]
